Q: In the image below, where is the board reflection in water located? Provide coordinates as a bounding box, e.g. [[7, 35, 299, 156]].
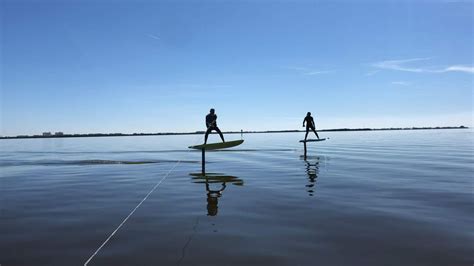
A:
[[190, 173, 244, 216]]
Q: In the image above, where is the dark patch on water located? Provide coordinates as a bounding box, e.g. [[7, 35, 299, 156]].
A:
[[8, 150, 189, 154], [0, 159, 199, 167]]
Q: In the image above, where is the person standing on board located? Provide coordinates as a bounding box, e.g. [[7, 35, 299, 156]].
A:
[[303, 112, 320, 141], [204, 108, 225, 144]]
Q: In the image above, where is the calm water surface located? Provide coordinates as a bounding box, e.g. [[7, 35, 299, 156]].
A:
[[1, 130, 473, 265]]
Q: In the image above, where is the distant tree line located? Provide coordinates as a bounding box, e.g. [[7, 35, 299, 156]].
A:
[[0, 126, 468, 139]]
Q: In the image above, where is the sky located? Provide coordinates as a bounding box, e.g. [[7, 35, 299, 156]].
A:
[[1, 0, 473, 136]]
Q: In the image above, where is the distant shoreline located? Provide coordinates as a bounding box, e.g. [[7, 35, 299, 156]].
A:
[[0, 126, 468, 140]]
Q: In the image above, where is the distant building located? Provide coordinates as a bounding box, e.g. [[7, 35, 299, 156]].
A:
[[42, 132, 52, 136], [55, 132, 64, 136]]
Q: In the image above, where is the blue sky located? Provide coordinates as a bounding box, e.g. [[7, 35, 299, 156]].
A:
[[1, 0, 473, 136]]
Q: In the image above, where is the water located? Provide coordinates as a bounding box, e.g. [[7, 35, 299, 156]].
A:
[[1, 129, 472, 266]]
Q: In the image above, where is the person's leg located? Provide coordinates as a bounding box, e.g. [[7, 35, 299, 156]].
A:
[[204, 127, 212, 144], [215, 127, 225, 142], [305, 127, 309, 141], [311, 126, 320, 139]]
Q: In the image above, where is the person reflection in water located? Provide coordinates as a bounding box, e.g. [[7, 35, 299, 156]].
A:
[[303, 112, 320, 141], [304, 158, 320, 197], [190, 173, 243, 216], [204, 108, 225, 144], [206, 181, 226, 216]]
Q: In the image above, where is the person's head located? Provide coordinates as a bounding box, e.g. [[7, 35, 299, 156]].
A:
[[307, 112, 311, 116], [210, 108, 215, 114]]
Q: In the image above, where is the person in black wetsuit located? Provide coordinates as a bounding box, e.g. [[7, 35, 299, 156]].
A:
[[303, 112, 320, 141], [206, 181, 225, 216], [204, 108, 225, 144]]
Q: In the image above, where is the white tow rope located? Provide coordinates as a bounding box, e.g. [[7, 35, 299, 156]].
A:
[[84, 160, 181, 265]]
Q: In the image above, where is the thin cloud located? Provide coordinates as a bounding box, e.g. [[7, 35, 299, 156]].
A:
[[365, 70, 380, 76], [304, 70, 331, 75], [372, 58, 432, 73], [173, 84, 232, 89], [147, 34, 161, 40], [284, 66, 332, 76], [391, 81, 410, 86], [284, 66, 307, 71], [442, 0, 473, 3], [371, 58, 473, 74], [444, 65, 474, 74]]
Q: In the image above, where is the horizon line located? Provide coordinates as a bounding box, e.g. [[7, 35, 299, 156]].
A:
[[0, 126, 469, 139]]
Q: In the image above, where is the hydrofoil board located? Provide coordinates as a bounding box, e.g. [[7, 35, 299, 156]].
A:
[[299, 138, 327, 143], [189, 139, 244, 150]]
